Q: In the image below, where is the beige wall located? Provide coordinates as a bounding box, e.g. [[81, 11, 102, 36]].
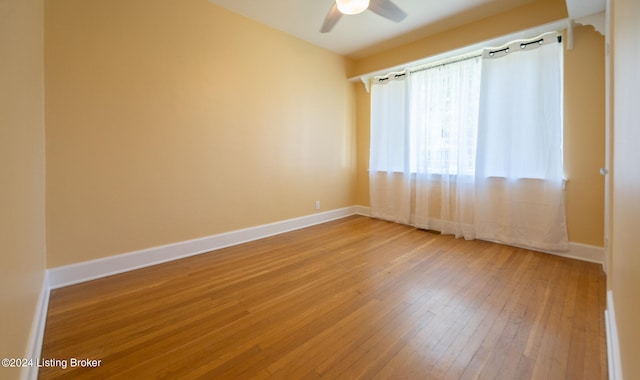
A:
[[564, 25, 606, 246], [611, 0, 640, 377], [353, 14, 606, 246], [355, 83, 371, 207], [0, 0, 47, 376], [45, 0, 357, 267]]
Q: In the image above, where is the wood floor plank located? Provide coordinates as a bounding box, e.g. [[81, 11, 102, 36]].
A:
[[38, 216, 607, 379]]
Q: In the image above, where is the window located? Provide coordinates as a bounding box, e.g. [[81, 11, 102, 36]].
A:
[[370, 56, 481, 176], [409, 58, 481, 175], [368, 32, 569, 252], [370, 33, 563, 181]]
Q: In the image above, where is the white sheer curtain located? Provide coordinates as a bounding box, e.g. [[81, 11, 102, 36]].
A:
[[369, 32, 569, 253], [411, 59, 480, 239], [474, 34, 569, 251], [370, 58, 481, 237]]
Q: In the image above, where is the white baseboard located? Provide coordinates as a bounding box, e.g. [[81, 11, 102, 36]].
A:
[[537, 241, 605, 265], [48, 207, 359, 289], [355, 206, 604, 265], [46, 204, 605, 289], [22, 272, 50, 380], [605, 290, 623, 380]]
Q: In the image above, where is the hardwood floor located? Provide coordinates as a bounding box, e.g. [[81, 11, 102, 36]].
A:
[[39, 216, 607, 379]]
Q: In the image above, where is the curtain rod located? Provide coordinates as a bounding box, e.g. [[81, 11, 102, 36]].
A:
[[408, 54, 481, 75], [354, 19, 570, 92], [488, 35, 562, 56], [374, 32, 561, 85], [374, 53, 482, 84]]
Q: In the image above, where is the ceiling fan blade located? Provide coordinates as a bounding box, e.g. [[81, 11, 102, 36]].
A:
[[368, 0, 407, 23], [320, 3, 342, 33]]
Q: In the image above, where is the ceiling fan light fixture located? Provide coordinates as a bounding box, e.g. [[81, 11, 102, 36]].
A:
[[335, 0, 370, 15]]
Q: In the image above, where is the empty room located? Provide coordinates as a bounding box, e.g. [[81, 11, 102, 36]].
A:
[[1, 0, 639, 379]]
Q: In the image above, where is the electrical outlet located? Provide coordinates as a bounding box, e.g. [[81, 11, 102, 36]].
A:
[[315, 200, 321, 210]]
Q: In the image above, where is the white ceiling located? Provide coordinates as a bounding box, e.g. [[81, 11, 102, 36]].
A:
[[206, 0, 539, 58]]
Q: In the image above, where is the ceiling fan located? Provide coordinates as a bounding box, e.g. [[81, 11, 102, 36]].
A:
[[320, 0, 407, 33]]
